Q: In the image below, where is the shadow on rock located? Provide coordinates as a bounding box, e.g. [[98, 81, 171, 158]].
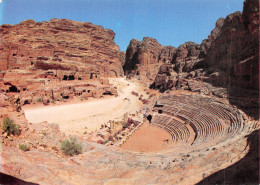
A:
[[0, 172, 39, 185], [197, 130, 259, 185]]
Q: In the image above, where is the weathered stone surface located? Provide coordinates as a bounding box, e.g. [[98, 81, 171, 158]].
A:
[[173, 41, 206, 74], [1, 104, 258, 185], [152, 64, 178, 91], [119, 51, 126, 66], [205, 2, 259, 90], [0, 18, 123, 80], [0, 19, 124, 104], [123, 37, 176, 83], [151, 0, 259, 93]]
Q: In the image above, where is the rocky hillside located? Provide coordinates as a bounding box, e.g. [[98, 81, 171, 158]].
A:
[[0, 19, 123, 105], [123, 37, 176, 84], [0, 18, 123, 82], [204, 0, 259, 90], [152, 41, 208, 91], [125, 0, 258, 95]]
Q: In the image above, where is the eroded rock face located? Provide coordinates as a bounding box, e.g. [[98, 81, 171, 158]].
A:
[[173, 41, 206, 74], [153, 64, 177, 91], [205, 0, 259, 90], [0, 19, 123, 104], [151, 41, 207, 92], [0, 18, 123, 80], [123, 37, 176, 83], [243, 0, 259, 35], [152, 0, 259, 92], [119, 51, 126, 66]]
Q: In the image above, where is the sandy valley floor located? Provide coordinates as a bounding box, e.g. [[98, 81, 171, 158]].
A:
[[23, 77, 143, 135]]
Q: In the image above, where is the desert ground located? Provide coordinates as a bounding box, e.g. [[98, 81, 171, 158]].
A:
[[23, 77, 144, 135], [120, 121, 173, 152]]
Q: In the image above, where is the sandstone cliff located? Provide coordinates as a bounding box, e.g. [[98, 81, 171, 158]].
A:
[[0, 19, 122, 104], [205, 0, 259, 90], [119, 51, 126, 66], [151, 0, 258, 93], [123, 37, 176, 84], [0, 19, 123, 81]]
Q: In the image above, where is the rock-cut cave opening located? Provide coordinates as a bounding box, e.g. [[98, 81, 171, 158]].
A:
[[147, 115, 152, 123], [103, 91, 112, 95], [63, 75, 75, 81], [8, 86, 19, 93]]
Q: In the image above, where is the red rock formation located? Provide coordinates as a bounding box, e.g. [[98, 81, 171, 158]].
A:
[[153, 64, 177, 91], [0, 19, 123, 80], [151, 0, 259, 92], [173, 41, 206, 74], [119, 51, 126, 66], [152, 41, 207, 92], [0, 19, 123, 104], [123, 37, 176, 83], [205, 0, 259, 90]]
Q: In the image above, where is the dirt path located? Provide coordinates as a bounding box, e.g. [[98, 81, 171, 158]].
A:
[[23, 78, 143, 135]]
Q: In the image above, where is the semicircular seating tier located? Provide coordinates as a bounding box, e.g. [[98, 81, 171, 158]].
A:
[[150, 94, 244, 146]]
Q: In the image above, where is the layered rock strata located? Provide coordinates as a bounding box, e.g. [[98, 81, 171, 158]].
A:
[[126, 0, 258, 94], [123, 37, 176, 84], [0, 19, 123, 104]]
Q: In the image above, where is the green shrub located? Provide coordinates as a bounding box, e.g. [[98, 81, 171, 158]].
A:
[[19, 144, 29, 151], [2, 117, 21, 135], [60, 137, 83, 156]]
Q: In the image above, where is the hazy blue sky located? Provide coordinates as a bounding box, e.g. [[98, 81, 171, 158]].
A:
[[0, 0, 244, 51]]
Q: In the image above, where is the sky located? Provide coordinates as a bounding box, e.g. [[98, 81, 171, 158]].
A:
[[0, 0, 244, 51]]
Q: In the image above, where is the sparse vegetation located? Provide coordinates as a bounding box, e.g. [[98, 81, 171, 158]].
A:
[[2, 117, 21, 135], [36, 97, 42, 102], [19, 144, 29, 151], [60, 137, 83, 156]]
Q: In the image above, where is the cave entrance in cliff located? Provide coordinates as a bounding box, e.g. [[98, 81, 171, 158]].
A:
[[147, 115, 152, 123], [62, 75, 75, 81], [24, 100, 30, 105], [103, 91, 112, 95], [63, 75, 68, 80], [90, 73, 97, 79], [68, 75, 75, 80], [8, 86, 19, 93]]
